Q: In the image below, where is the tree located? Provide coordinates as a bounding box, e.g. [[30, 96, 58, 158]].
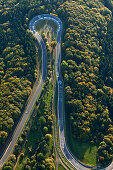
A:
[[45, 157, 55, 170], [50, 41, 57, 49], [43, 126, 48, 134], [37, 153, 44, 162], [39, 116, 46, 127]]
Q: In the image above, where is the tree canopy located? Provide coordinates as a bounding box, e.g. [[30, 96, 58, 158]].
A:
[[58, 0, 113, 166]]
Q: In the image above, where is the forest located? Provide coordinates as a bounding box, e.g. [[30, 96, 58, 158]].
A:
[[0, 0, 113, 168], [0, 0, 38, 149], [59, 0, 113, 166]]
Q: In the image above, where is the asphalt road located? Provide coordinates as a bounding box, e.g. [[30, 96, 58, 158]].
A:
[[0, 14, 113, 170], [0, 17, 47, 169]]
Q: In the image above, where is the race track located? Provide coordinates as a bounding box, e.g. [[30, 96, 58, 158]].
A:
[[0, 14, 113, 170]]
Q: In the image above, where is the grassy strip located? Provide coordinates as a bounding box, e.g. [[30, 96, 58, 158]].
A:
[[58, 164, 66, 170], [35, 19, 57, 37], [70, 139, 97, 166], [54, 119, 75, 170], [53, 79, 75, 170]]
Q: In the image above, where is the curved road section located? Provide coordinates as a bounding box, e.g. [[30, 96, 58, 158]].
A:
[[0, 14, 112, 170]]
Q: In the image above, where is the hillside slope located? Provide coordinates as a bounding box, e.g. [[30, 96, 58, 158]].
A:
[[58, 0, 113, 166]]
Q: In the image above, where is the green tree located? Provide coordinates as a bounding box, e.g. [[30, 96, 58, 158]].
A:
[[50, 41, 57, 49]]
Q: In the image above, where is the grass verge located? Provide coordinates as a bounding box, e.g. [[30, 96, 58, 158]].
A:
[[35, 19, 57, 37], [58, 164, 66, 170], [65, 108, 97, 167]]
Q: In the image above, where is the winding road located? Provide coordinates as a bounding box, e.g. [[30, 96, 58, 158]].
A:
[[0, 14, 113, 170]]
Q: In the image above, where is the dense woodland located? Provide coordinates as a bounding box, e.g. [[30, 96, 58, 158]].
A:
[[1, 0, 113, 168], [59, 0, 113, 166], [0, 0, 64, 169], [0, 0, 37, 148]]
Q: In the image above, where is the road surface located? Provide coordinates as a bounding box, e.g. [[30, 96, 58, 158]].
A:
[[0, 16, 47, 169], [0, 14, 113, 170], [30, 14, 91, 170]]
